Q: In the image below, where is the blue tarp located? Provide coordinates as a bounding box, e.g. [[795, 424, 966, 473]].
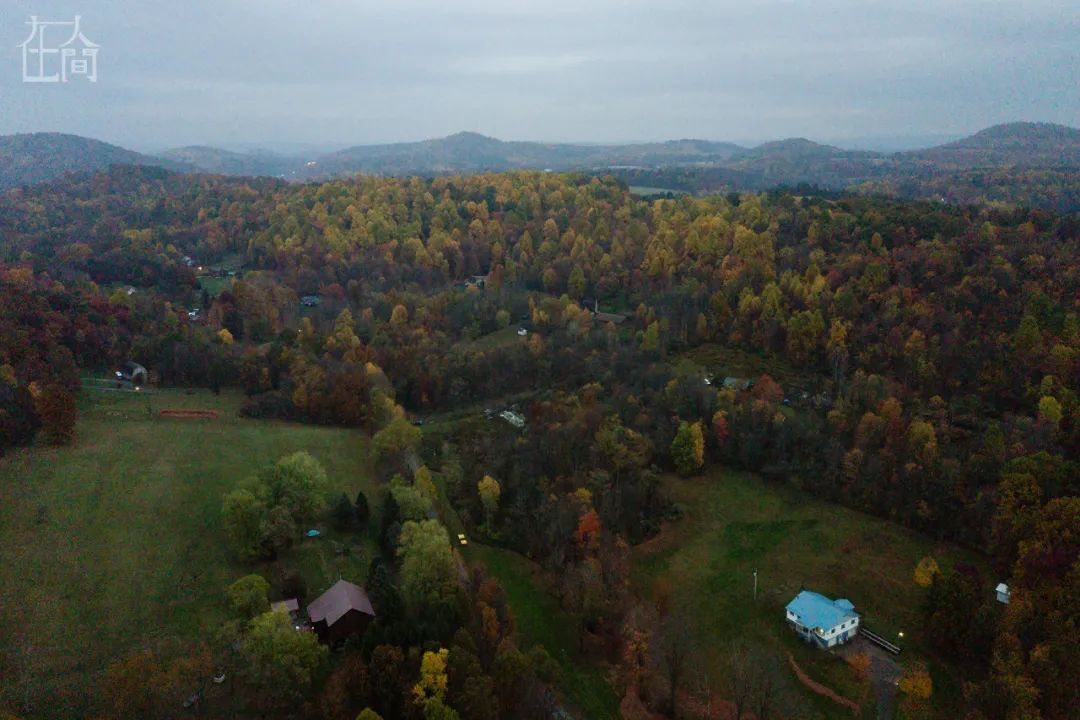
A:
[[306, 529, 321, 538]]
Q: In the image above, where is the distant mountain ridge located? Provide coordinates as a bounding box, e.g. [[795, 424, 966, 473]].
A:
[[1, 122, 1077, 210], [307, 131, 746, 177]]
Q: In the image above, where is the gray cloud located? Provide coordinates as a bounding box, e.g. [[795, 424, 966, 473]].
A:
[[0, 0, 1076, 149]]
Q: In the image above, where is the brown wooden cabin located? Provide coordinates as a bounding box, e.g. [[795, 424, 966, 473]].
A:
[[306, 579, 375, 645]]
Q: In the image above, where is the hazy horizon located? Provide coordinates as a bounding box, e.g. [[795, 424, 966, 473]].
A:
[[0, 123, 979, 156], [0, 124, 1020, 157], [157, 131, 969, 156], [2, 0, 1077, 150]]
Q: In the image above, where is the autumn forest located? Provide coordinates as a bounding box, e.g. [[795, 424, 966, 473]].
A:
[[1, 163, 1078, 720]]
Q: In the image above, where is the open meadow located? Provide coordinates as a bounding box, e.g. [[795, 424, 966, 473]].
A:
[[634, 469, 987, 718], [0, 388, 377, 717]]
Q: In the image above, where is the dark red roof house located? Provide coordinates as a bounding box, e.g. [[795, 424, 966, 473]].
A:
[[306, 579, 376, 645]]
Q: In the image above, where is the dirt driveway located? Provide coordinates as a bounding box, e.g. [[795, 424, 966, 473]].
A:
[[837, 637, 902, 719]]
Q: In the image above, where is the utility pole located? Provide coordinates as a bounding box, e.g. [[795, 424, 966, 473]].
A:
[[753, 569, 758, 600]]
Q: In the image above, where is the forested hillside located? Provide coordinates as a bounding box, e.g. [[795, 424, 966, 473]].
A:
[[904, 122, 1080, 168], [1, 167, 1077, 718], [0, 133, 192, 191]]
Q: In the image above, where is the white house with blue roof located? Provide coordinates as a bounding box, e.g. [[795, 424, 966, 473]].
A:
[[785, 590, 860, 648]]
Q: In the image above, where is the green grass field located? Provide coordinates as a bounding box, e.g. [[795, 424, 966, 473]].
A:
[[634, 469, 985, 718], [0, 389, 377, 717]]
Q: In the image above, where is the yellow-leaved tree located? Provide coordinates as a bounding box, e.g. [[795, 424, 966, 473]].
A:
[[411, 648, 453, 717], [914, 556, 940, 587], [478, 475, 501, 531], [899, 665, 933, 701], [671, 420, 705, 476]]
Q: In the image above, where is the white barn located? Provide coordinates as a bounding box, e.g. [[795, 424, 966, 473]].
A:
[[785, 590, 860, 649]]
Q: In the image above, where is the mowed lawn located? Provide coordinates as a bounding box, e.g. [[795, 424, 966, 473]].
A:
[[0, 388, 376, 717], [634, 468, 985, 718]]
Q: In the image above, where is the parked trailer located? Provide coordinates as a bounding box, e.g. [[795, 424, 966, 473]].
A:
[[860, 627, 902, 655]]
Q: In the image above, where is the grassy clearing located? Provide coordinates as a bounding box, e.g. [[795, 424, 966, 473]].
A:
[[628, 186, 688, 197], [468, 545, 620, 719], [680, 343, 827, 394], [0, 388, 376, 717], [634, 468, 984, 719], [452, 325, 528, 353], [197, 275, 233, 298]]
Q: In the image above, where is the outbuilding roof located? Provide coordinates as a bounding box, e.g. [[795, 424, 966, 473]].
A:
[[307, 579, 375, 627], [594, 311, 627, 324], [786, 590, 858, 631], [271, 598, 299, 614]]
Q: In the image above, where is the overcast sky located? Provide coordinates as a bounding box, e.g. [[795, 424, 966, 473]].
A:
[[1, 0, 1077, 151]]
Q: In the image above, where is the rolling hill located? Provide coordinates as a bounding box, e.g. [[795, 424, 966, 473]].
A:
[[722, 138, 888, 188], [157, 145, 300, 177], [0, 133, 191, 191], [904, 122, 1080, 168]]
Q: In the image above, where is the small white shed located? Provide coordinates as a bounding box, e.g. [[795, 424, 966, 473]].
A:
[[995, 582, 1010, 604]]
